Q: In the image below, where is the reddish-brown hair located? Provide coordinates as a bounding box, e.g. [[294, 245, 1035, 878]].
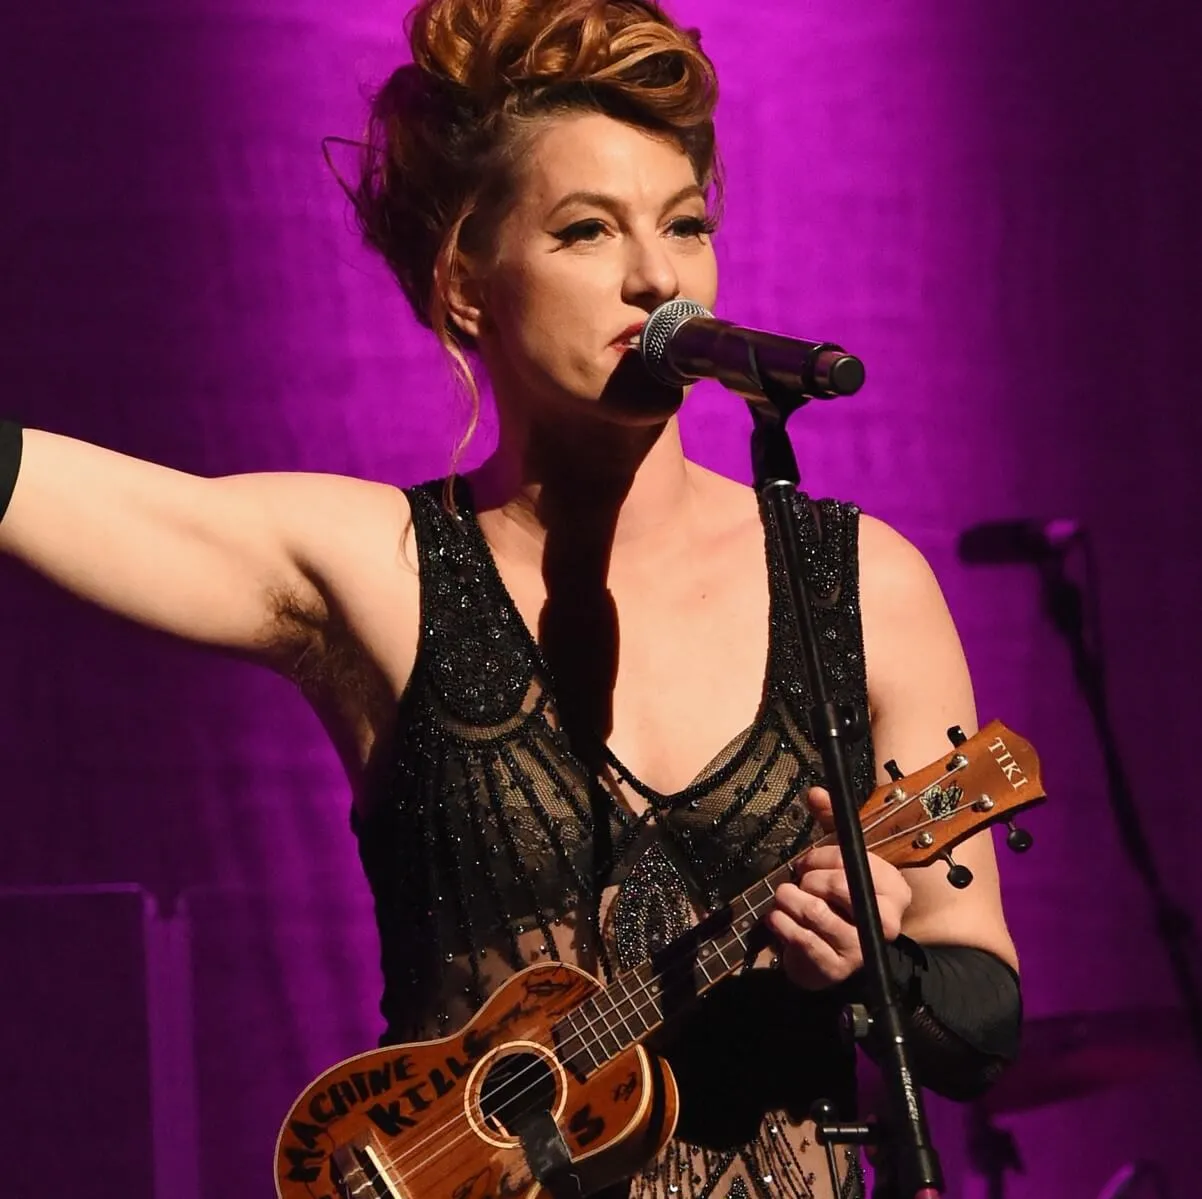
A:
[[329, 0, 720, 450]]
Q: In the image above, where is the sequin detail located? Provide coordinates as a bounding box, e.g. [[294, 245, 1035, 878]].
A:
[[356, 478, 873, 1198]]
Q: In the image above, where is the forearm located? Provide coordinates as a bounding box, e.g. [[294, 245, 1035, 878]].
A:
[[848, 936, 1022, 1101]]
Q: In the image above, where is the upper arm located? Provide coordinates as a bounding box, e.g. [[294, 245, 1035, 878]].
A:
[[858, 514, 1018, 971], [0, 429, 412, 667]]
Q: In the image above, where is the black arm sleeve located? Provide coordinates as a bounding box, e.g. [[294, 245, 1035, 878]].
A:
[[851, 936, 1022, 1101], [0, 421, 23, 525]]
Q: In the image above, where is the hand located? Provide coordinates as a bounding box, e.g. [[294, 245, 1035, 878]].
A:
[[764, 787, 913, 991]]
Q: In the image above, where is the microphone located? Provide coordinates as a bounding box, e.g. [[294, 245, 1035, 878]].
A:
[[637, 298, 865, 404], [957, 518, 1083, 564]]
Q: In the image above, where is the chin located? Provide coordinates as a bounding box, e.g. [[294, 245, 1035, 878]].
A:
[[593, 351, 686, 423]]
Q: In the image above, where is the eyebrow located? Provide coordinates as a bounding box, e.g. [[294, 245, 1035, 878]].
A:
[[546, 183, 707, 222]]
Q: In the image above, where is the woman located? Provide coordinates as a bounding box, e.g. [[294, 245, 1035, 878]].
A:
[[0, 1, 1021, 1196]]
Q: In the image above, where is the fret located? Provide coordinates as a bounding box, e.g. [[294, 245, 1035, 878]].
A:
[[728, 908, 757, 952], [590, 993, 624, 1060], [634, 970, 659, 1032], [607, 978, 641, 1050], [612, 973, 652, 1038], [571, 863, 798, 1070], [575, 998, 613, 1068], [712, 936, 735, 971], [558, 1010, 602, 1074], [642, 971, 665, 1029], [744, 875, 780, 917]]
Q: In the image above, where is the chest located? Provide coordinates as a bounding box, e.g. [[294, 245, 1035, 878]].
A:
[[492, 537, 775, 801]]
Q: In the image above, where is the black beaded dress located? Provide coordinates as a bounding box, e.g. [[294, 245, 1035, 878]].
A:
[[354, 478, 874, 1199]]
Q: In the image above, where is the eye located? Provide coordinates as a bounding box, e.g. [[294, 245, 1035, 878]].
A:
[[552, 219, 609, 246], [667, 215, 717, 239]]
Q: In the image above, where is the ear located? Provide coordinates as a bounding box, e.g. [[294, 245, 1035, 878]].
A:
[[437, 251, 487, 342]]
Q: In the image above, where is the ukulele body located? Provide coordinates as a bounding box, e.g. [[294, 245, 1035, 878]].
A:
[[276, 721, 1048, 1198], [275, 962, 679, 1199]]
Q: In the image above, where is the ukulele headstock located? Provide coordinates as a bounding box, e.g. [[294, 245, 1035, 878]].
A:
[[855, 720, 1045, 887]]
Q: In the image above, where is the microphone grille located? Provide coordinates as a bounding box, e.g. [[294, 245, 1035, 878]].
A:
[[639, 298, 713, 384]]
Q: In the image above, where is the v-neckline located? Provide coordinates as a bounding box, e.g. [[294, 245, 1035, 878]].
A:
[[450, 477, 783, 811]]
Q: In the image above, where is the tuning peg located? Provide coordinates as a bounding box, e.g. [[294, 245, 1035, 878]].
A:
[[941, 852, 974, 889], [947, 725, 967, 747], [1005, 822, 1034, 853], [883, 760, 904, 782]]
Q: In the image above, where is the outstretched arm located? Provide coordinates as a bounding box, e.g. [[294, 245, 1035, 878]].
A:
[[0, 423, 410, 669]]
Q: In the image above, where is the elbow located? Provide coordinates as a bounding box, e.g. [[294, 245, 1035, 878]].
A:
[[906, 955, 1023, 1102]]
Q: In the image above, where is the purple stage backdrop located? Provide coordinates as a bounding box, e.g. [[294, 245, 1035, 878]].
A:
[[2, 2, 1200, 1197]]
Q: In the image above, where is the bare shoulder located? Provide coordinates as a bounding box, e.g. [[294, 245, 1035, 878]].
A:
[[220, 469, 419, 668], [855, 512, 974, 730], [217, 469, 411, 542], [856, 512, 943, 598], [221, 470, 415, 583]]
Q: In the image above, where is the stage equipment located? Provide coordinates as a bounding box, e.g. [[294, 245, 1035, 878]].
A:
[[967, 1007, 1187, 1198], [664, 318, 1040, 1199], [957, 518, 1202, 1068], [638, 298, 864, 410]]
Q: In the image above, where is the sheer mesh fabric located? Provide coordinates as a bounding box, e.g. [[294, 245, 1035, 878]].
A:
[[355, 478, 874, 1199]]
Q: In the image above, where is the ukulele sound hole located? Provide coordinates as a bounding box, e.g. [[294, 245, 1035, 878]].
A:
[[478, 1050, 557, 1137]]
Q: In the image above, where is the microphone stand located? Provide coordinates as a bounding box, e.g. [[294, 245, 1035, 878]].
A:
[[749, 383, 943, 1199], [1035, 547, 1202, 1064]]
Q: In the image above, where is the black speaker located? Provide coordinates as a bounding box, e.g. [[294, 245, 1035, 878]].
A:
[[0, 885, 158, 1199]]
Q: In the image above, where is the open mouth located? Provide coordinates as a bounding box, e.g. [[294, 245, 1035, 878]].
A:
[[612, 325, 645, 352]]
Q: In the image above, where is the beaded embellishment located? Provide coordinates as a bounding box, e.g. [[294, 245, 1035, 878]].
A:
[[355, 479, 873, 1198]]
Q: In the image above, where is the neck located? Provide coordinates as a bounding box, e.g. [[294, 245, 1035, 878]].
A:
[[469, 405, 698, 551], [467, 398, 702, 752]]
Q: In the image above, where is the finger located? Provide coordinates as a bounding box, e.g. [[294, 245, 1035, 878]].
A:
[[796, 867, 855, 920], [794, 844, 843, 873], [782, 928, 851, 987], [794, 869, 912, 940], [764, 908, 850, 967], [795, 849, 914, 911], [765, 906, 861, 989], [772, 884, 861, 958], [806, 785, 835, 833]]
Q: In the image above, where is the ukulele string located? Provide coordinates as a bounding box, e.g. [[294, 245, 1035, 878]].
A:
[[372, 886, 781, 1181], [821, 759, 966, 849], [374, 769, 966, 1183], [372, 771, 965, 1182], [374, 769, 965, 1182]]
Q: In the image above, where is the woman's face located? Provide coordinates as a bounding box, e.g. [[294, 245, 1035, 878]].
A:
[[466, 111, 719, 425]]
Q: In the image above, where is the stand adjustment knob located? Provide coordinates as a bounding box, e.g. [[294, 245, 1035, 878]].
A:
[[840, 1003, 873, 1044]]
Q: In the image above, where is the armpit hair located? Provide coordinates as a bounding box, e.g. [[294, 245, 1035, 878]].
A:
[[265, 583, 393, 717]]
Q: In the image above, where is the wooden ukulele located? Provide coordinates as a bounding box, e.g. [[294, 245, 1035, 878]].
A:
[[275, 721, 1044, 1199]]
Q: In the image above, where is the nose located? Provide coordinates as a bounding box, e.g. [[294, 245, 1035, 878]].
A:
[[620, 230, 680, 311]]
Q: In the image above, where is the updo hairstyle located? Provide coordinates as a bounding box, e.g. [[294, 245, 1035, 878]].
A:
[[335, 0, 720, 421]]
